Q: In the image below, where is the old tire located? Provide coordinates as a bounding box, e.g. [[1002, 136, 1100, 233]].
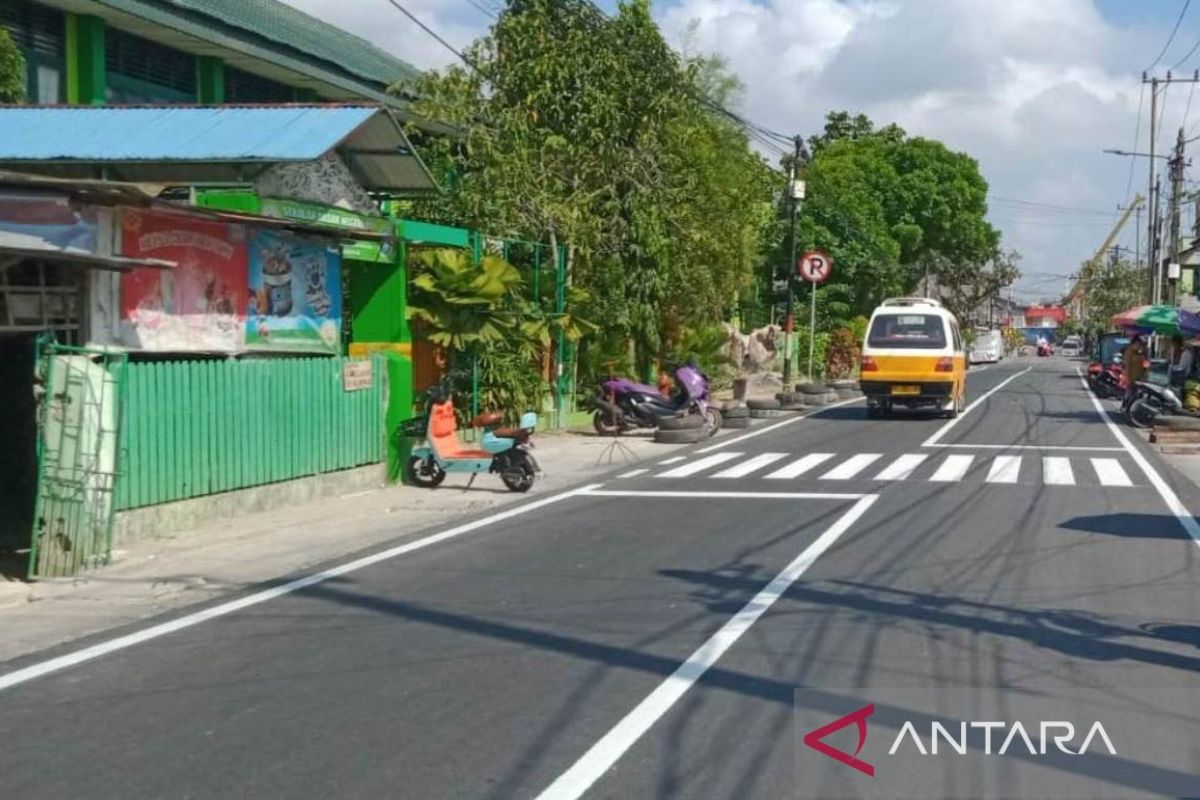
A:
[[829, 379, 856, 390], [654, 426, 708, 444], [723, 404, 749, 419], [723, 415, 751, 429], [836, 388, 859, 400], [659, 414, 705, 431], [777, 392, 805, 406], [747, 397, 781, 410], [796, 381, 827, 394], [750, 408, 785, 419], [1154, 415, 1200, 431]]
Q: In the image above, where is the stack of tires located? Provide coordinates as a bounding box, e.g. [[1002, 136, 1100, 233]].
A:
[[723, 401, 751, 428], [829, 378, 862, 400], [653, 413, 708, 444], [748, 397, 784, 418]]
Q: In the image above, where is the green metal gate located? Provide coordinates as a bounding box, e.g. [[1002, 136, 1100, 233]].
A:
[[29, 339, 127, 578]]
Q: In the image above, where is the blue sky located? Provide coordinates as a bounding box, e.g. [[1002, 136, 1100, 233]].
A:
[[283, 0, 1198, 303]]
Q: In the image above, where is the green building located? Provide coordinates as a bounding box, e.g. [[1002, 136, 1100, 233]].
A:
[[0, 0, 420, 107]]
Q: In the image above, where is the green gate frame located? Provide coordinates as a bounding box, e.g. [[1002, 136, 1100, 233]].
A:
[[29, 337, 127, 578]]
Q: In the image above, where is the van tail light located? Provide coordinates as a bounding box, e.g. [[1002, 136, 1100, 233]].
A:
[[861, 356, 879, 372], [935, 357, 954, 372]]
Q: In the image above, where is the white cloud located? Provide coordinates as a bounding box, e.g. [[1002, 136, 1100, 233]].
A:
[[279, 0, 1190, 297]]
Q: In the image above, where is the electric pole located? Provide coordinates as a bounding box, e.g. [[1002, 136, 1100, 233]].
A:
[[1148, 74, 1158, 302], [1168, 126, 1187, 306], [782, 135, 802, 383]]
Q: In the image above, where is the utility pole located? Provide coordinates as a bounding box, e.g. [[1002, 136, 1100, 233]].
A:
[[782, 135, 802, 383], [1168, 127, 1187, 306], [1147, 74, 1158, 303]]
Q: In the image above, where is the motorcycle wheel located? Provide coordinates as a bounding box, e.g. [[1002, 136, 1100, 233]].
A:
[[1128, 399, 1158, 429], [593, 410, 625, 437], [406, 455, 446, 488], [704, 407, 723, 437], [500, 451, 536, 493]]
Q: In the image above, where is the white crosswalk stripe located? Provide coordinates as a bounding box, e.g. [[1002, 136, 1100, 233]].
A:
[[1092, 458, 1133, 487], [929, 454, 974, 482], [874, 454, 928, 481], [986, 455, 1022, 483], [765, 453, 835, 479], [1042, 457, 1075, 486], [821, 454, 883, 480], [649, 449, 1140, 488], [657, 452, 743, 478], [712, 453, 789, 479]]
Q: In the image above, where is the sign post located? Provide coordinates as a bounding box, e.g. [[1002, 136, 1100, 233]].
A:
[[798, 250, 833, 379]]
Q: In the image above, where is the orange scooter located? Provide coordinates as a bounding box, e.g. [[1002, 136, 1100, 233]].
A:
[[402, 380, 539, 492]]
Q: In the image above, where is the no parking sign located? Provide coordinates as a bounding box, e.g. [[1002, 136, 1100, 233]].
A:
[[798, 250, 833, 283]]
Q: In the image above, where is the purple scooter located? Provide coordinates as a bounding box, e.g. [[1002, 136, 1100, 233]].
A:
[[590, 362, 720, 436]]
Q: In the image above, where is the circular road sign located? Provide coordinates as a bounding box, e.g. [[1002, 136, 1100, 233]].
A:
[[798, 250, 833, 283]]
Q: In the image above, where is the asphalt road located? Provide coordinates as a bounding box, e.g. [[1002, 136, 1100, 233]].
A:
[[2, 357, 1200, 799]]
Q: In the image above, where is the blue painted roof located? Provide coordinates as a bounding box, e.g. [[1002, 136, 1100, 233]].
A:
[[0, 105, 380, 162]]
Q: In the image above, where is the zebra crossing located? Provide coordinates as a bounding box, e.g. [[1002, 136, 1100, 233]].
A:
[[634, 451, 1141, 488]]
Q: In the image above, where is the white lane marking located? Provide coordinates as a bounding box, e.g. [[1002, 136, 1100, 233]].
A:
[[657, 452, 743, 478], [617, 468, 649, 479], [1092, 458, 1133, 487], [1042, 457, 1075, 486], [929, 454, 974, 482], [928, 443, 1124, 452], [711, 452, 789, 479], [985, 455, 1022, 484], [820, 454, 882, 480], [533, 495, 878, 800], [0, 484, 604, 694], [1078, 369, 1199, 547], [874, 453, 928, 481], [922, 366, 1033, 447], [765, 453, 835, 480], [658, 456, 686, 465], [694, 396, 866, 454], [580, 490, 865, 500]]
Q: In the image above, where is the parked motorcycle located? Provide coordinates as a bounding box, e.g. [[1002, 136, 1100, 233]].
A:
[[1126, 381, 1183, 429], [1086, 360, 1123, 399], [400, 376, 540, 492], [589, 362, 720, 437]]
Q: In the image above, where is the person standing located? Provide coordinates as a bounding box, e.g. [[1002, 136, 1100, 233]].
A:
[[1170, 334, 1194, 388], [1122, 334, 1149, 410]]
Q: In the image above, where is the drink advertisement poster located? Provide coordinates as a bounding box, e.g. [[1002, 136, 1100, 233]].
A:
[[119, 210, 248, 351], [246, 229, 342, 354]]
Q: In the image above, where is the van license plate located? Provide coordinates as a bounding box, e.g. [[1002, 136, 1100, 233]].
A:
[[892, 385, 920, 396]]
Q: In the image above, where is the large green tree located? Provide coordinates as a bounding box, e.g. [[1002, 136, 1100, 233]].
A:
[[0, 28, 26, 104], [782, 113, 1005, 324], [1080, 256, 1142, 332], [403, 0, 775, 370]]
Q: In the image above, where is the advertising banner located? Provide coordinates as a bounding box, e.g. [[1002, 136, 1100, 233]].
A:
[[246, 229, 342, 354], [119, 210, 248, 351], [0, 189, 99, 255]]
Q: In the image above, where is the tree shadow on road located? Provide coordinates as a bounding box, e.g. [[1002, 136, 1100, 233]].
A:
[[1060, 513, 1193, 540]]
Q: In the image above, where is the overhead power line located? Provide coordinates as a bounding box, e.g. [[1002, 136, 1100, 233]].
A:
[[382, 0, 476, 70], [1148, 0, 1192, 72]]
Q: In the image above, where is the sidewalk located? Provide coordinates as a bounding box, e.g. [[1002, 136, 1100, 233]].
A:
[[0, 429, 695, 665]]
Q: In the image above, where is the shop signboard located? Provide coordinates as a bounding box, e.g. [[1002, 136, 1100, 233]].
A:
[[246, 229, 342, 354], [259, 197, 395, 264], [0, 189, 99, 255], [119, 210, 248, 351]]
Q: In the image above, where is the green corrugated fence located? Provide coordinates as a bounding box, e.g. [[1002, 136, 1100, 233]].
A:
[[115, 356, 386, 511]]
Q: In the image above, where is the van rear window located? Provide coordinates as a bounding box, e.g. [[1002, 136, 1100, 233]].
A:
[[868, 314, 947, 349]]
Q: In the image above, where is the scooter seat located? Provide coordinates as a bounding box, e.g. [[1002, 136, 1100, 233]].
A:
[[494, 428, 522, 439], [472, 411, 504, 429]]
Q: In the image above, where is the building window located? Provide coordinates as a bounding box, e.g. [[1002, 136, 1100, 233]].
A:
[[225, 66, 295, 103], [0, 0, 65, 103], [105, 26, 195, 104]]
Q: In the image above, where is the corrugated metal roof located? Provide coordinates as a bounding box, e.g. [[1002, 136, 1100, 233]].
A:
[[0, 105, 437, 192], [0, 105, 377, 162], [87, 0, 422, 91]]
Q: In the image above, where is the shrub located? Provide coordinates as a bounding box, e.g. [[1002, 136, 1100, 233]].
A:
[[825, 327, 860, 379]]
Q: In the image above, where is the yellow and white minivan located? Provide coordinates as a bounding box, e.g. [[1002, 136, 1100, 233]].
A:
[[860, 297, 968, 418]]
